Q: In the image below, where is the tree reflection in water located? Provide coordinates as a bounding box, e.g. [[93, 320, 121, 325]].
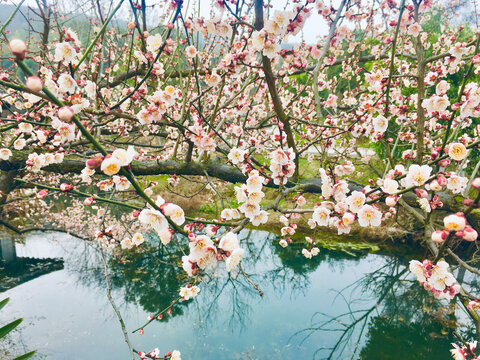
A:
[[291, 256, 477, 360], [57, 230, 478, 359]]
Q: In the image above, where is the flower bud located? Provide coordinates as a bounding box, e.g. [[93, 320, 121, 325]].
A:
[[438, 159, 450, 167], [463, 226, 478, 242], [85, 155, 103, 169], [432, 230, 448, 243], [84, 197, 94, 206], [385, 195, 398, 207], [472, 177, 480, 190], [451, 284, 461, 294], [429, 180, 442, 191], [58, 106, 74, 121], [464, 199, 474, 207], [60, 183, 73, 192], [25, 76, 43, 92], [415, 189, 428, 198], [437, 174, 448, 186], [9, 39, 27, 59], [36, 189, 48, 199]]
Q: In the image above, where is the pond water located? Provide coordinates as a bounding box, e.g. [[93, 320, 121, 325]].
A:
[[0, 230, 474, 359]]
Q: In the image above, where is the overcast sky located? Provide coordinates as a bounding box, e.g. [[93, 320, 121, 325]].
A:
[[184, 0, 331, 43], [8, 0, 330, 44], [8, 0, 475, 45]]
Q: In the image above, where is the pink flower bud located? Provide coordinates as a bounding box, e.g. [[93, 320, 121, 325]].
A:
[[147, 350, 159, 358], [84, 197, 94, 206], [438, 159, 450, 167], [9, 39, 27, 59], [60, 183, 73, 192], [37, 189, 48, 199], [415, 189, 428, 198], [58, 106, 74, 121], [188, 232, 196, 242], [429, 180, 442, 191], [385, 195, 398, 207], [432, 230, 448, 243], [463, 226, 478, 242], [472, 177, 480, 190], [25, 76, 43, 92], [85, 156, 103, 169], [139, 329, 144, 335], [437, 174, 448, 186], [468, 300, 480, 310], [464, 199, 474, 207]]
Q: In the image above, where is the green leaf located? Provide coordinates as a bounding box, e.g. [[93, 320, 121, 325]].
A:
[[13, 350, 37, 360], [0, 298, 9, 312], [0, 318, 23, 339]]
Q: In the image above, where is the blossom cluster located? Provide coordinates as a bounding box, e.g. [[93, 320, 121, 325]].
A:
[[26, 152, 64, 172], [179, 284, 200, 300], [137, 196, 185, 245], [269, 148, 296, 186], [221, 170, 269, 226], [137, 349, 181, 360], [409, 260, 460, 300], [430, 213, 478, 244], [120, 232, 145, 250], [181, 231, 245, 276], [450, 341, 479, 360]]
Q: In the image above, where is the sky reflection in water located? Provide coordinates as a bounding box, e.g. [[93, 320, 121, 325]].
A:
[[0, 230, 467, 359]]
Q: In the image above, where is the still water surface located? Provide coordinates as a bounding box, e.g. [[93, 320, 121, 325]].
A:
[[0, 230, 468, 359]]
